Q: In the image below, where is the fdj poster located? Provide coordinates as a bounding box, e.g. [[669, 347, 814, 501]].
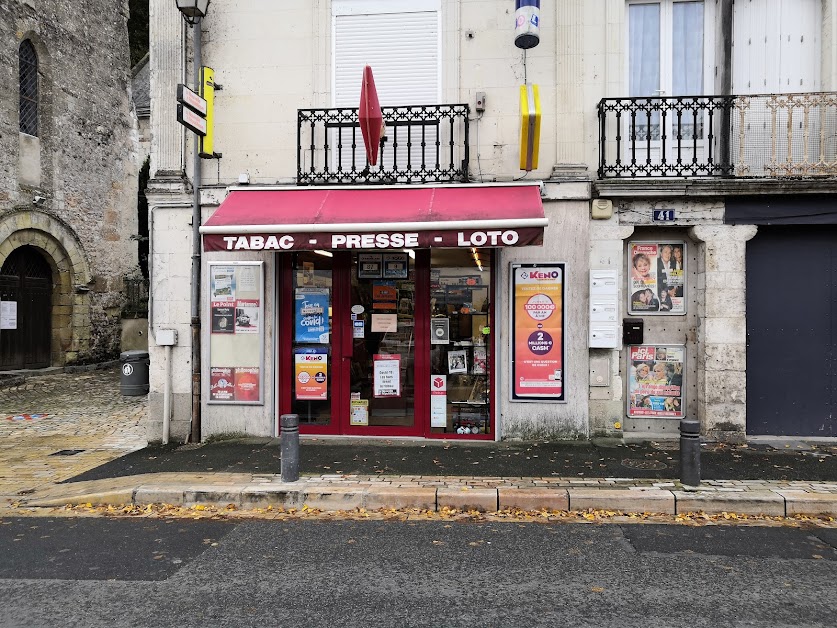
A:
[[294, 350, 328, 400], [510, 263, 566, 401], [629, 242, 686, 315], [627, 345, 685, 418], [295, 288, 329, 343]]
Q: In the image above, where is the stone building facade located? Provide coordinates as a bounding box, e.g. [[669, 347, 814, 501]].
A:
[[147, 0, 837, 444], [0, 0, 139, 369]]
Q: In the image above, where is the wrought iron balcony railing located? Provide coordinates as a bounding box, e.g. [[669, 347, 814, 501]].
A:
[[297, 104, 470, 185], [598, 92, 837, 179]]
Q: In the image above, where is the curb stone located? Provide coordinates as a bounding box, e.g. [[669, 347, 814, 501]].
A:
[[19, 484, 837, 518], [673, 490, 786, 517]]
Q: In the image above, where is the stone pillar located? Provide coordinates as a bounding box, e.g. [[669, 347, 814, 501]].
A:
[[554, 0, 586, 171], [150, 0, 185, 181], [690, 224, 758, 441]]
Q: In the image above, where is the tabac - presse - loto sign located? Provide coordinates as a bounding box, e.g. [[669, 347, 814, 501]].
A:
[[510, 263, 566, 401]]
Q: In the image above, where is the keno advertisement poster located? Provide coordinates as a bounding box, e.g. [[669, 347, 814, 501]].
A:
[[510, 263, 566, 401], [627, 345, 685, 418], [294, 350, 328, 400]]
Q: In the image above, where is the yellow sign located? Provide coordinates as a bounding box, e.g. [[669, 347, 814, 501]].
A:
[[200, 66, 215, 158], [519, 84, 541, 171]]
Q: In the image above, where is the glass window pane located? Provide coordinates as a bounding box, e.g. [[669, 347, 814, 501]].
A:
[[292, 252, 333, 425], [429, 248, 492, 436], [672, 1, 704, 95]]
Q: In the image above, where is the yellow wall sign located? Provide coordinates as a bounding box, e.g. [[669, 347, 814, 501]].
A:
[[200, 66, 215, 158], [519, 84, 541, 171]]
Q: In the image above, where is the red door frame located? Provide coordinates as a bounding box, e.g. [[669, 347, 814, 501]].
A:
[[278, 250, 495, 439]]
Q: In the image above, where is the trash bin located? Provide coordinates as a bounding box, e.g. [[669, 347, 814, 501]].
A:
[[120, 350, 150, 395]]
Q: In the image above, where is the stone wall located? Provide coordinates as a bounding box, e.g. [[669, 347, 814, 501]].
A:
[[0, 0, 139, 365]]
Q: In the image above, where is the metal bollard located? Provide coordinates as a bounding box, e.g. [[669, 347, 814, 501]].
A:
[[679, 419, 701, 490], [280, 414, 300, 483]]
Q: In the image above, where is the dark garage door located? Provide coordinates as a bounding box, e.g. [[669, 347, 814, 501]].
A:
[[746, 226, 836, 436]]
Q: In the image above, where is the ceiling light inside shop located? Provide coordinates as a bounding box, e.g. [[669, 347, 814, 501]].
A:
[[314, 250, 333, 257]]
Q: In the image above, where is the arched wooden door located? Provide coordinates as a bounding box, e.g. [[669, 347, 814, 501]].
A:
[[0, 246, 52, 370]]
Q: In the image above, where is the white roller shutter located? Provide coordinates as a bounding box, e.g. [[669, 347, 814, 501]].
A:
[[334, 10, 439, 107], [332, 4, 441, 173]]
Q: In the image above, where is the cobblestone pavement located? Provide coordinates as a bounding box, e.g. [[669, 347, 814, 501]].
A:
[[0, 367, 147, 502]]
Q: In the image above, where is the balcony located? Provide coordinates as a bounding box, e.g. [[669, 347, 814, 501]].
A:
[[598, 93, 837, 179], [297, 104, 470, 185]]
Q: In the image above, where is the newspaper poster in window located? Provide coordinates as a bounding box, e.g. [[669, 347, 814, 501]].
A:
[[627, 345, 685, 418], [208, 262, 264, 404], [628, 242, 686, 315], [510, 263, 566, 401]]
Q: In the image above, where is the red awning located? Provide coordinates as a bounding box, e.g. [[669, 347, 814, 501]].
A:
[[200, 184, 546, 252]]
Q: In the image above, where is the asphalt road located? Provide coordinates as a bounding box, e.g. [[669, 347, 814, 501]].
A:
[[0, 517, 835, 627]]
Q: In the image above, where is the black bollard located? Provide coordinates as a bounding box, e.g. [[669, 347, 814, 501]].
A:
[[280, 413, 300, 483], [679, 419, 701, 490]]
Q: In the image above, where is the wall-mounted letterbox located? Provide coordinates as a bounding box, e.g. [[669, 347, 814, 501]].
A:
[[623, 317, 644, 345]]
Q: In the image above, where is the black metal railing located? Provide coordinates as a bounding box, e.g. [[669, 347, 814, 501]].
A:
[[598, 92, 837, 179], [122, 276, 149, 318], [297, 104, 470, 185]]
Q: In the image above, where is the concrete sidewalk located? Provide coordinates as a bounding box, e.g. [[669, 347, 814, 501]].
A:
[[19, 471, 837, 518], [3, 366, 837, 519]]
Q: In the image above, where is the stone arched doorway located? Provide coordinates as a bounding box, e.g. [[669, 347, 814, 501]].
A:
[[0, 245, 52, 369]]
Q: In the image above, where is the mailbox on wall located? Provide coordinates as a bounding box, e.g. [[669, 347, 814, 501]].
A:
[[622, 318, 644, 345]]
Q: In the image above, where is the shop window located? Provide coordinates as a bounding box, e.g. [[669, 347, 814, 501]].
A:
[[429, 248, 492, 436]]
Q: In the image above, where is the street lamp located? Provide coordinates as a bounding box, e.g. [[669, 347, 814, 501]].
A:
[[176, 0, 211, 25], [176, 0, 210, 443]]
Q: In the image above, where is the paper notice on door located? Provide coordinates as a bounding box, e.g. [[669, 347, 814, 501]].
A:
[[373, 354, 401, 398], [370, 314, 397, 333], [0, 301, 18, 330], [350, 399, 369, 425]]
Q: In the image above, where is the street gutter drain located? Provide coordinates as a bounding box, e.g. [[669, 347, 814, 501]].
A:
[[621, 458, 667, 471], [50, 449, 85, 456]]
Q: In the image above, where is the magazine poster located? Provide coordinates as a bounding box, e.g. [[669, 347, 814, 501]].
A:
[[211, 302, 236, 333], [472, 345, 487, 375], [295, 288, 329, 343], [294, 350, 328, 401], [234, 300, 260, 334], [511, 263, 565, 401], [209, 367, 235, 401], [627, 345, 685, 418], [211, 266, 235, 302], [629, 242, 686, 315], [373, 354, 401, 398], [447, 350, 468, 374], [234, 367, 261, 402]]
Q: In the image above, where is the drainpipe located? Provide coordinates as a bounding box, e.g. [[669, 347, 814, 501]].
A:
[[190, 17, 203, 443]]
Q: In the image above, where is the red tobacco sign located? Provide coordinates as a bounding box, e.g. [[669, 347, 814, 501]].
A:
[[359, 65, 384, 166]]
